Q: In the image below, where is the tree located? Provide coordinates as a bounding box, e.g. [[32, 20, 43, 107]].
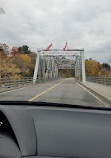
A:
[[18, 47, 22, 53], [102, 63, 110, 69], [28, 52, 36, 64], [0, 56, 21, 79], [0, 45, 35, 79], [11, 54, 31, 76], [11, 47, 19, 56], [59, 69, 74, 78], [0, 51, 7, 58], [18, 45, 31, 54], [85, 59, 102, 76]]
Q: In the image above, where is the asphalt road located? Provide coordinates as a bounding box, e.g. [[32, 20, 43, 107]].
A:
[[0, 78, 105, 107]]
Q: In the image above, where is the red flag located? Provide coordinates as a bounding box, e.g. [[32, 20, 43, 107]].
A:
[[46, 43, 52, 51], [63, 42, 67, 51]]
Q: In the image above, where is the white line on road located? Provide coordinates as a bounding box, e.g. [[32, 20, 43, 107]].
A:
[[76, 82, 108, 107]]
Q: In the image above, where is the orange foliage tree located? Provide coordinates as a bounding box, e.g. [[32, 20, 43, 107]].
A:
[[11, 54, 32, 76], [0, 54, 21, 79], [85, 59, 102, 76], [11, 47, 19, 56], [0, 45, 36, 79]]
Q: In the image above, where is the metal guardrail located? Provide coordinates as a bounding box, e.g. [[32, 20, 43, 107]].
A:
[[86, 76, 111, 86], [0, 77, 60, 89], [0, 77, 33, 88]]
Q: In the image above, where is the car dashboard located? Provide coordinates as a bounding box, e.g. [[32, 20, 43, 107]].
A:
[[0, 101, 111, 158]]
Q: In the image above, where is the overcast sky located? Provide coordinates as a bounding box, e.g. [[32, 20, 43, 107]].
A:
[[0, 0, 111, 63]]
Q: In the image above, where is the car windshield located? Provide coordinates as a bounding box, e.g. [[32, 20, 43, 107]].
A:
[[0, 0, 111, 107]]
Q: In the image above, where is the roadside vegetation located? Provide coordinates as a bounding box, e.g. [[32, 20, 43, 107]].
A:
[[85, 58, 111, 76], [0, 45, 36, 80]]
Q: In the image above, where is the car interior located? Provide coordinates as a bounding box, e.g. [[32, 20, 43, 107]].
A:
[[0, 101, 111, 158]]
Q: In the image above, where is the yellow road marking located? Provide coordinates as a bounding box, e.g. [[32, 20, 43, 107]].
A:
[[47, 83, 60, 90], [29, 80, 64, 101]]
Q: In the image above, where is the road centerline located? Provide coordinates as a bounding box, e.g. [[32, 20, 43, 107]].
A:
[[29, 80, 65, 101]]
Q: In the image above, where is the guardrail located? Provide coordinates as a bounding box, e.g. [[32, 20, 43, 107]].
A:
[[86, 76, 111, 86], [0, 77, 33, 88], [0, 77, 60, 89]]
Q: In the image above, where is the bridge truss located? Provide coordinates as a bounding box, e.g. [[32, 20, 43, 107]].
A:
[[33, 49, 86, 83]]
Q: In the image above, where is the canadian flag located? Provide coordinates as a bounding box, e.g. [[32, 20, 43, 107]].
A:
[[46, 43, 52, 51], [63, 42, 67, 51]]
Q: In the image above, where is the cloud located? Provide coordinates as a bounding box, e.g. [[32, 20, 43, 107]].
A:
[[0, 0, 111, 63]]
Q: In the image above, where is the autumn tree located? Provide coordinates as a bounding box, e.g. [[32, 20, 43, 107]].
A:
[[11, 54, 32, 76], [0, 51, 7, 59], [0, 55, 21, 79], [85, 59, 102, 76], [0, 44, 36, 79], [11, 47, 19, 56], [59, 69, 74, 78], [28, 52, 36, 76]]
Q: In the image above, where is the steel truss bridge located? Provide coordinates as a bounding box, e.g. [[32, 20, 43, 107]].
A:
[[33, 49, 86, 83]]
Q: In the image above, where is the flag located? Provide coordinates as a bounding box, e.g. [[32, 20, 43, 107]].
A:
[[46, 43, 52, 51], [63, 42, 67, 51]]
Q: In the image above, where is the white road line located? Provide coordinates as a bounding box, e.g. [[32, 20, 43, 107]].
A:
[[76, 82, 108, 107]]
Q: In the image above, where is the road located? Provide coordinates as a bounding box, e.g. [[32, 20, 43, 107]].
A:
[[0, 78, 105, 106]]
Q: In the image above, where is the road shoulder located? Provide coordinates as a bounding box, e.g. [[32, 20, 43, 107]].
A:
[[75, 79, 111, 107]]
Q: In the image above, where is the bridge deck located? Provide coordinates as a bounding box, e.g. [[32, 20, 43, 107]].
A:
[[0, 78, 105, 107]]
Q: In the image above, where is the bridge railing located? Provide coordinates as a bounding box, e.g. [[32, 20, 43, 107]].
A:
[[0, 77, 33, 88], [0, 77, 60, 89], [86, 76, 111, 86]]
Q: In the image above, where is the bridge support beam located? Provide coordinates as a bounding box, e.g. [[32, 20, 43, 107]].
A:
[[75, 56, 80, 80], [81, 50, 86, 82], [42, 58, 46, 79], [33, 50, 40, 84]]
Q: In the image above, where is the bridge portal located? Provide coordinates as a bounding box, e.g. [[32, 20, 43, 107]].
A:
[[33, 49, 86, 83]]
